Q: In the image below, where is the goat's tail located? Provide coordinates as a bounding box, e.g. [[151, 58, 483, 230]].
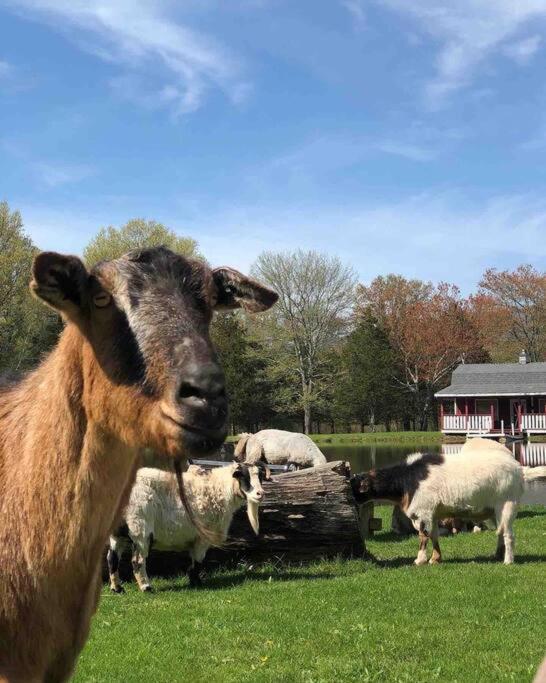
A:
[[173, 459, 224, 547], [522, 466, 546, 483]]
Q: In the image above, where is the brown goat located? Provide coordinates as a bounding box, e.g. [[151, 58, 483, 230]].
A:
[[0, 247, 277, 682]]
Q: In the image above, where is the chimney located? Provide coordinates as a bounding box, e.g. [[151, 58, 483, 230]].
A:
[[518, 349, 530, 365]]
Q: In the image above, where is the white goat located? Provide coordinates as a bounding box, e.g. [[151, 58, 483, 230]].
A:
[[108, 462, 269, 591], [352, 438, 546, 565], [235, 429, 327, 468]]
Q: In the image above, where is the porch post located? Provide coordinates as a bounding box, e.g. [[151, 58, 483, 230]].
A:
[[440, 402, 444, 431], [490, 402, 494, 432], [517, 402, 522, 432]]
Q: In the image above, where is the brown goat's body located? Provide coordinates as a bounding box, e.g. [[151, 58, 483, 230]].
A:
[[0, 329, 140, 681], [0, 246, 277, 681]]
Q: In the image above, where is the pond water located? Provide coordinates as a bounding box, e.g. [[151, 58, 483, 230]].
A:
[[321, 441, 546, 506]]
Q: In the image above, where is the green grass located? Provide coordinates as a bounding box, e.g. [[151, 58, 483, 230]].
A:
[[226, 431, 443, 446], [74, 506, 546, 683], [309, 431, 443, 446]]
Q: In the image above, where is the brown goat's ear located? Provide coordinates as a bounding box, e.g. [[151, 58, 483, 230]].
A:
[[30, 252, 90, 320], [213, 267, 278, 313]]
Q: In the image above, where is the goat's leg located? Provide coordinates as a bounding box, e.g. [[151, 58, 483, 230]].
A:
[[494, 504, 506, 560], [414, 519, 431, 566], [429, 523, 442, 564], [132, 537, 153, 592], [188, 541, 209, 587], [498, 501, 517, 565], [107, 537, 124, 593]]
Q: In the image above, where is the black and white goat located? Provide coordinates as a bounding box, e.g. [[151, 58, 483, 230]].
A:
[[352, 438, 546, 565], [108, 461, 269, 591]]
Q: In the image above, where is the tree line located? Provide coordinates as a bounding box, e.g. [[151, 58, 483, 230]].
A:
[[2, 200, 545, 434]]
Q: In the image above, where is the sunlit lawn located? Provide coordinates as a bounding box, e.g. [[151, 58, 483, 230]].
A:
[[74, 506, 546, 683]]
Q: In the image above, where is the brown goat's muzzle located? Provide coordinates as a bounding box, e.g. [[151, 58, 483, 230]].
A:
[[159, 360, 228, 457]]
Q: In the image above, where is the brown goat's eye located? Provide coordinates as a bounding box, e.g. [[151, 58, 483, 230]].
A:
[[93, 292, 111, 308]]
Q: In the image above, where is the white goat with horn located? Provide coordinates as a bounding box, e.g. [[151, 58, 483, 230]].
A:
[[108, 461, 270, 591]]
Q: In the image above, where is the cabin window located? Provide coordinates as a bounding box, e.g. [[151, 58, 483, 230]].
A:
[[539, 399, 546, 413], [475, 399, 498, 419]]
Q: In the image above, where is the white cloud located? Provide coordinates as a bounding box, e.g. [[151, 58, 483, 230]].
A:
[[0, 60, 12, 78], [503, 35, 542, 64], [341, 0, 366, 30], [377, 1, 546, 108], [169, 191, 546, 291], [17, 190, 546, 291], [373, 140, 436, 162], [259, 132, 439, 182], [1, 0, 247, 115], [32, 161, 96, 188]]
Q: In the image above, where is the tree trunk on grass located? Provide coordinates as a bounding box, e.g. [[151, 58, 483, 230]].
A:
[[208, 461, 365, 565]]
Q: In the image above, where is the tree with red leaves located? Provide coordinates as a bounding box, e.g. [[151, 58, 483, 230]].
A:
[[474, 265, 546, 363], [357, 276, 487, 429]]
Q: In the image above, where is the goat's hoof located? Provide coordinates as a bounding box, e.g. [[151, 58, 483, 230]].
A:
[[110, 585, 124, 594], [414, 557, 428, 566], [429, 558, 441, 565], [141, 585, 153, 593], [503, 559, 514, 565]]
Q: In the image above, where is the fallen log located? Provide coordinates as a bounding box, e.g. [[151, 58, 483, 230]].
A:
[[207, 460, 365, 565]]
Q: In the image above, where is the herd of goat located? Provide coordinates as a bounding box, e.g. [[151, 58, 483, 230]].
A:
[[0, 246, 544, 682], [108, 429, 546, 591]]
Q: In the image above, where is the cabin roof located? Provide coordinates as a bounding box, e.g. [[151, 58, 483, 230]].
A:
[[435, 362, 546, 398]]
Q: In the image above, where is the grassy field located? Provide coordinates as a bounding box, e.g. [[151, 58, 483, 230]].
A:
[[226, 431, 443, 446], [74, 505, 545, 683], [309, 431, 443, 446]]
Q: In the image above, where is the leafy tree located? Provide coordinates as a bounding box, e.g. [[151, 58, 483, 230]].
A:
[[0, 201, 61, 373], [357, 276, 487, 430], [253, 250, 356, 434], [211, 313, 274, 433], [83, 218, 200, 265], [334, 314, 404, 431]]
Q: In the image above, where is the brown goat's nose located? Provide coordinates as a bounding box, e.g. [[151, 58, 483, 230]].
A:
[[177, 362, 227, 406]]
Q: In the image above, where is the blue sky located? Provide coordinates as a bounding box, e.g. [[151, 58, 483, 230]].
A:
[[1, 0, 546, 292]]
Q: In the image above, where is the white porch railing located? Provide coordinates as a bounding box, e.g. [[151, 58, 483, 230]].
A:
[[521, 442, 546, 467], [442, 414, 493, 432], [521, 414, 546, 432]]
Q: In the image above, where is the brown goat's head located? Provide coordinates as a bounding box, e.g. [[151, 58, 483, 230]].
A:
[[30, 246, 278, 459]]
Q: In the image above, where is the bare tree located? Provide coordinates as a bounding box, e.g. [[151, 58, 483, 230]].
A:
[[477, 265, 546, 362], [253, 250, 356, 434]]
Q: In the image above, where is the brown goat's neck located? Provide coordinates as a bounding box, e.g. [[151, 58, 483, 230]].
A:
[[0, 325, 139, 575]]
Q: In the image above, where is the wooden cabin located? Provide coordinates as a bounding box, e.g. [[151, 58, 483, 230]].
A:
[[435, 351, 546, 438]]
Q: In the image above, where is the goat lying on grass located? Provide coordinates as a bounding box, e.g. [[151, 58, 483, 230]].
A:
[[352, 438, 546, 565], [108, 462, 270, 591]]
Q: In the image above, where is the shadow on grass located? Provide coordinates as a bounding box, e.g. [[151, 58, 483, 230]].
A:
[[372, 531, 414, 543], [368, 556, 416, 569], [363, 551, 546, 568], [517, 509, 546, 519], [156, 569, 342, 592], [442, 554, 546, 565]]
